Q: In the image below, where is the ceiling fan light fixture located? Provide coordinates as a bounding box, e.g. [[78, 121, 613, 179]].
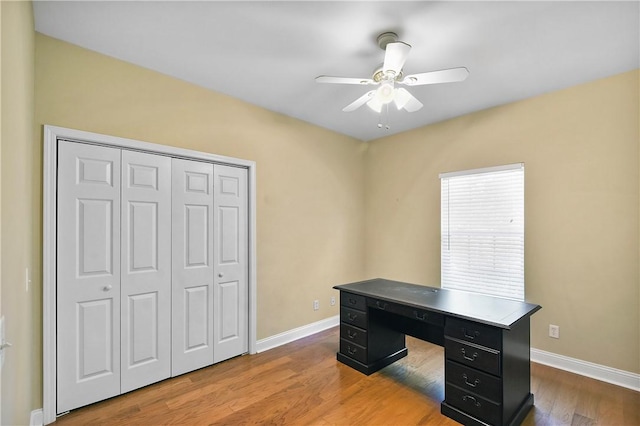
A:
[[374, 79, 395, 104]]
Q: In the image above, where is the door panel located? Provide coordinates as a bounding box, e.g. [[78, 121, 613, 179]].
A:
[[77, 199, 114, 276], [127, 292, 158, 365], [219, 280, 240, 341], [120, 150, 171, 393], [185, 205, 209, 267], [57, 141, 121, 413], [213, 165, 248, 363], [77, 299, 115, 380], [185, 286, 209, 350], [128, 201, 158, 271], [172, 159, 214, 376]]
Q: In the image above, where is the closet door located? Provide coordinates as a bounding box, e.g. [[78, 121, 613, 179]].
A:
[[57, 141, 121, 413], [120, 151, 172, 392], [213, 165, 249, 362], [171, 159, 214, 376]]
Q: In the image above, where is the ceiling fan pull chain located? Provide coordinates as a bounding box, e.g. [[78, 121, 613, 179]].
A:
[[377, 104, 391, 130], [385, 104, 391, 130]]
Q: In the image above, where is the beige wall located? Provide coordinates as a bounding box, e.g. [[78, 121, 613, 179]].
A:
[[35, 34, 367, 340], [365, 70, 640, 374], [1, 1, 37, 425]]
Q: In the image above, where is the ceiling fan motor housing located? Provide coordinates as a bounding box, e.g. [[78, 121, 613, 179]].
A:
[[376, 32, 399, 50], [374, 32, 404, 81], [373, 65, 403, 82]]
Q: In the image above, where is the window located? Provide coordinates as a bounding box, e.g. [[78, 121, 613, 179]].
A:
[[440, 163, 524, 300]]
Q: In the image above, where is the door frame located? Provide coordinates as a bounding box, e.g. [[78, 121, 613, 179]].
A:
[[42, 125, 258, 424]]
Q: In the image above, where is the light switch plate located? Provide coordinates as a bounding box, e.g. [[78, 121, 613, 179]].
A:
[[0, 316, 5, 368]]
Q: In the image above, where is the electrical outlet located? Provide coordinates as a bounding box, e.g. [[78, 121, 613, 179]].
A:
[[313, 300, 320, 311], [549, 324, 560, 339], [330, 296, 336, 306]]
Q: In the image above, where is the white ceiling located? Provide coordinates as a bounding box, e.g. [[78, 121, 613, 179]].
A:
[[33, 1, 639, 142]]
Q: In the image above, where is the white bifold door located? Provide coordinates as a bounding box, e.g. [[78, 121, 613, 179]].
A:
[[57, 142, 123, 412], [212, 164, 248, 363], [120, 150, 172, 393], [171, 160, 248, 375], [57, 141, 248, 414], [171, 159, 214, 376]]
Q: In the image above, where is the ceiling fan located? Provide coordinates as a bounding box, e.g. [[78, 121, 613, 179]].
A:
[[316, 32, 469, 115]]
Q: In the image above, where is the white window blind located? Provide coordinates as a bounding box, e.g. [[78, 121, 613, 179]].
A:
[[440, 163, 524, 301]]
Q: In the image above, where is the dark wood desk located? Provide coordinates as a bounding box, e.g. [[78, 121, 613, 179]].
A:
[[334, 278, 542, 426]]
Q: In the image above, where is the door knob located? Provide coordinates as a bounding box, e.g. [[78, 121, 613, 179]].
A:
[[218, 273, 224, 278], [103, 285, 112, 291]]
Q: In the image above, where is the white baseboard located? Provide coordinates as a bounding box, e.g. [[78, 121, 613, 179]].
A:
[[30, 409, 43, 426], [256, 319, 640, 392], [256, 315, 339, 353], [531, 348, 640, 392]]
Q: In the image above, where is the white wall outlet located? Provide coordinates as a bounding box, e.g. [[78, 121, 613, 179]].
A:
[[330, 296, 336, 306], [549, 324, 560, 339], [313, 300, 320, 311]]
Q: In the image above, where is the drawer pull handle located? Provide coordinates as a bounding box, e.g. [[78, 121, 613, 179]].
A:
[[414, 311, 428, 321], [348, 298, 358, 305], [462, 328, 480, 340], [461, 348, 478, 362], [376, 301, 387, 310], [462, 374, 480, 388], [347, 313, 358, 321], [463, 395, 481, 407], [347, 330, 358, 339], [347, 346, 358, 356]]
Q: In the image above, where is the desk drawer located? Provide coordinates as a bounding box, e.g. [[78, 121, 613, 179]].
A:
[[340, 339, 367, 365], [446, 360, 502, 403], [367, 298, 444, 327], [340, 323, 367, 348], [340, 306, 367, 329], [445, 383, 501, 426], [445, 337, 500, 376], [445, 317, 501, 350], [341, 292, 366, 311]]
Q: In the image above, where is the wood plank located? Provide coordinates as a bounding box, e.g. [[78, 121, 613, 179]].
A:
[[54, 327, 640, 425]]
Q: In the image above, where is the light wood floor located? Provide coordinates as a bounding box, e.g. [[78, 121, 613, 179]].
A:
[[55, 327, 639, 425]]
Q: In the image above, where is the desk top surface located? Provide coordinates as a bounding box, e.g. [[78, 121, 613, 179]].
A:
[[334, 278, 541, 329]]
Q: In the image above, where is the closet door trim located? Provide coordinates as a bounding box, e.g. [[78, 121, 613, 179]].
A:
[[42, 125, 257, 424]]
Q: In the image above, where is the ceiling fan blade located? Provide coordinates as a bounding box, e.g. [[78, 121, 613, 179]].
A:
[[394, 88, 423, 112], [383, 42, 411, 75], [343, 91, 375, 112], [401, 67, 469, 86], [366, 97, 383, 113], [316, 75, 375, 85]]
